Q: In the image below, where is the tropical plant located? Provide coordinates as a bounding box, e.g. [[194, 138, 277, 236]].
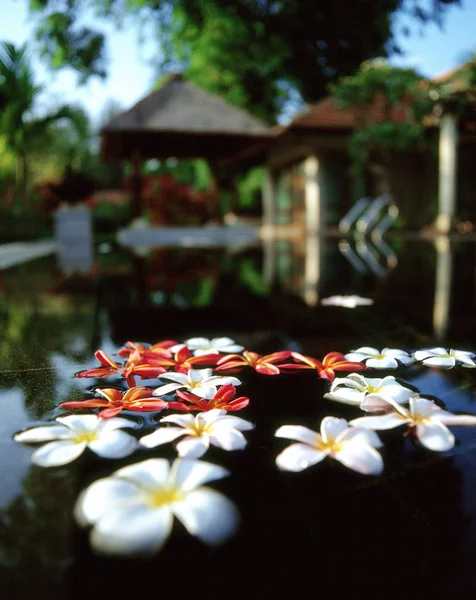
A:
[[0, 41, 88, 191]]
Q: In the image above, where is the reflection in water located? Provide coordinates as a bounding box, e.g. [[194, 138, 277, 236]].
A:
[[433, 235, 453, 341]]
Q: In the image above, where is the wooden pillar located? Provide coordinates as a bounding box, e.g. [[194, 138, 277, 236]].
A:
[[131, 151, 143, 219], [436, 113, 458, 233]]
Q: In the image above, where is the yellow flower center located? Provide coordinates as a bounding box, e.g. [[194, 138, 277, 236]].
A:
[[316, 438, 342, 454], [148, 486, 184, 508], [410, 414, 431, 425], [188, 421, 212, 437], [73, 431, 98, 444]]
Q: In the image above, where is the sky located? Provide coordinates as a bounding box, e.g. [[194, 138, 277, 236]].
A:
[[0, 0, 475, 126]]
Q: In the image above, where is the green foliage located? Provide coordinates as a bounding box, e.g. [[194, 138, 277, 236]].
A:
[[24, 0, 459, 122], [332, 61, 437, 174]]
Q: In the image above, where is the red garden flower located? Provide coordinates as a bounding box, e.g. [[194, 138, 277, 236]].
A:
[[216, 350, 292, 375], [168, 384, 249, 412], [284, 351, 366, 382], [76, 350, 165, 388], [141, 345, 220, 374], [61, 387, 167, 419]]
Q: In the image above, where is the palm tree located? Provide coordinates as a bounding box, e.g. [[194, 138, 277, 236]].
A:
[[0, 41, 86, 192]]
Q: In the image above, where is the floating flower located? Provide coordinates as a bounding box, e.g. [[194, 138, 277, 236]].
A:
[[172, 337, 244, 356], [350, 396, 476, 451], [324, 373, 416, 408], [116, 340, 176, 359], [413, 347, 476, 369], [13, 415, 138, 467], [344, 347, 414, 369], [321, 295, 373, 308], [74, 458, 239, 556], [284, 352, 366, 382], [141, 345, 220, 374], [275, 416, 383, 475], [140, 409, 254, 458], [216, 350, 292, 375], [60, 387, 168, 419], [76, 350, 165, 387], [153, 368, 241, 399], [168, 384, 250, 412]]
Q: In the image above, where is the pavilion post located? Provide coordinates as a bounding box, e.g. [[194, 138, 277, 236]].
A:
[[262, 167, 277, 235], [131, 151, 143, 220], [436, 113, 458, 233]]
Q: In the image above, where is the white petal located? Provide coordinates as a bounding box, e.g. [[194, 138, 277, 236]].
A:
[[366, 357, 398, 369], [194, 348, 220, 356], [324, 388, 365, 406], [209, 428, 247, 451], [274, 425, 320, 446], [153, 383, 182, 396], [341, 427, 383, 448], [211, 337, 237, 347], [192, 385, 218, 399], [186, 337, 211, 348], [97, 417, 138, 432], [353, 346, 380, 355], [74, 478, 141, 526], [378, 384, 415, 404], [173, 488, 239, 545], [219, 344, 244, 353], [334, 442, 383, 475], [169, 458, 229, 491], [276, 443, 327, 472], [197, 409, 227, 423], [31, 440, 86, 466], [56, 414, 100, 431], [320, 417, 349, 443], [433, 413, 476, 427], [88, 430, 138, 459], [452, 351, 476, 368], [409, 397, 440, 416], [350, 413, 407, 430], [206, 375, 242, 386], [421, 356, 455, 369], [114, 458, 170, 486], [90, 504, 173, 556], [210, 415, 254, 432], [160, 414, 196, 427], [188, 369, 212, 382], [361, 393, 409, 414], [14, 425, 71, 443], [383, 349, 414, 364], [176, 435, 210, 458], [140, 427, 186, 449], [416, 422, 455, 451], [158, 372, 189, 384], [414, 348, 441, 361], [330, 374, 367, 391]]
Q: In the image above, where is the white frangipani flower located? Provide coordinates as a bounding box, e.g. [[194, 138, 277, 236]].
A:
[[153, 368, 241, 399], [275, 416, 383, 475], [13, 415, 138, 467], [344, 347, 414, 369], [350, 396, 476, 452], [140, 409, 254, 458], [414, 347, 476, 369], [171, 337, 244, 356], [324, 373, 416, 408], [74, 458, 239, 556]]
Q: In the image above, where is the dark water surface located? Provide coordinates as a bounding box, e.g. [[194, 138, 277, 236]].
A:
[[1, 237, 476, 599]]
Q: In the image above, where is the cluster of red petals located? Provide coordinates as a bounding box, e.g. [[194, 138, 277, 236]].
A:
[[216, 350, 293, 375], [116, 340, 177, 359], [168, 384, 249, 412], [140, 345, 220, 374], [76, 350, 167, 388], [282, 351, 366, 382], [61, 387, 167, 419]]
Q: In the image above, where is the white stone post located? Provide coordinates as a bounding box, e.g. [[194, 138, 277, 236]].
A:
[[303, 156, 321, 305]]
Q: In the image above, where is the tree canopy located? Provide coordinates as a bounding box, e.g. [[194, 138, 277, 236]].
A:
[[27, 0, 460, 121]]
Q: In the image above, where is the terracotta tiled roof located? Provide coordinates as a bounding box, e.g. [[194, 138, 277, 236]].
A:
[[289, 97, 356, 131]]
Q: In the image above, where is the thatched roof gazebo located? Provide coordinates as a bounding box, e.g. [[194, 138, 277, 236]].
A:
[[101, 74, 273, 217]]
